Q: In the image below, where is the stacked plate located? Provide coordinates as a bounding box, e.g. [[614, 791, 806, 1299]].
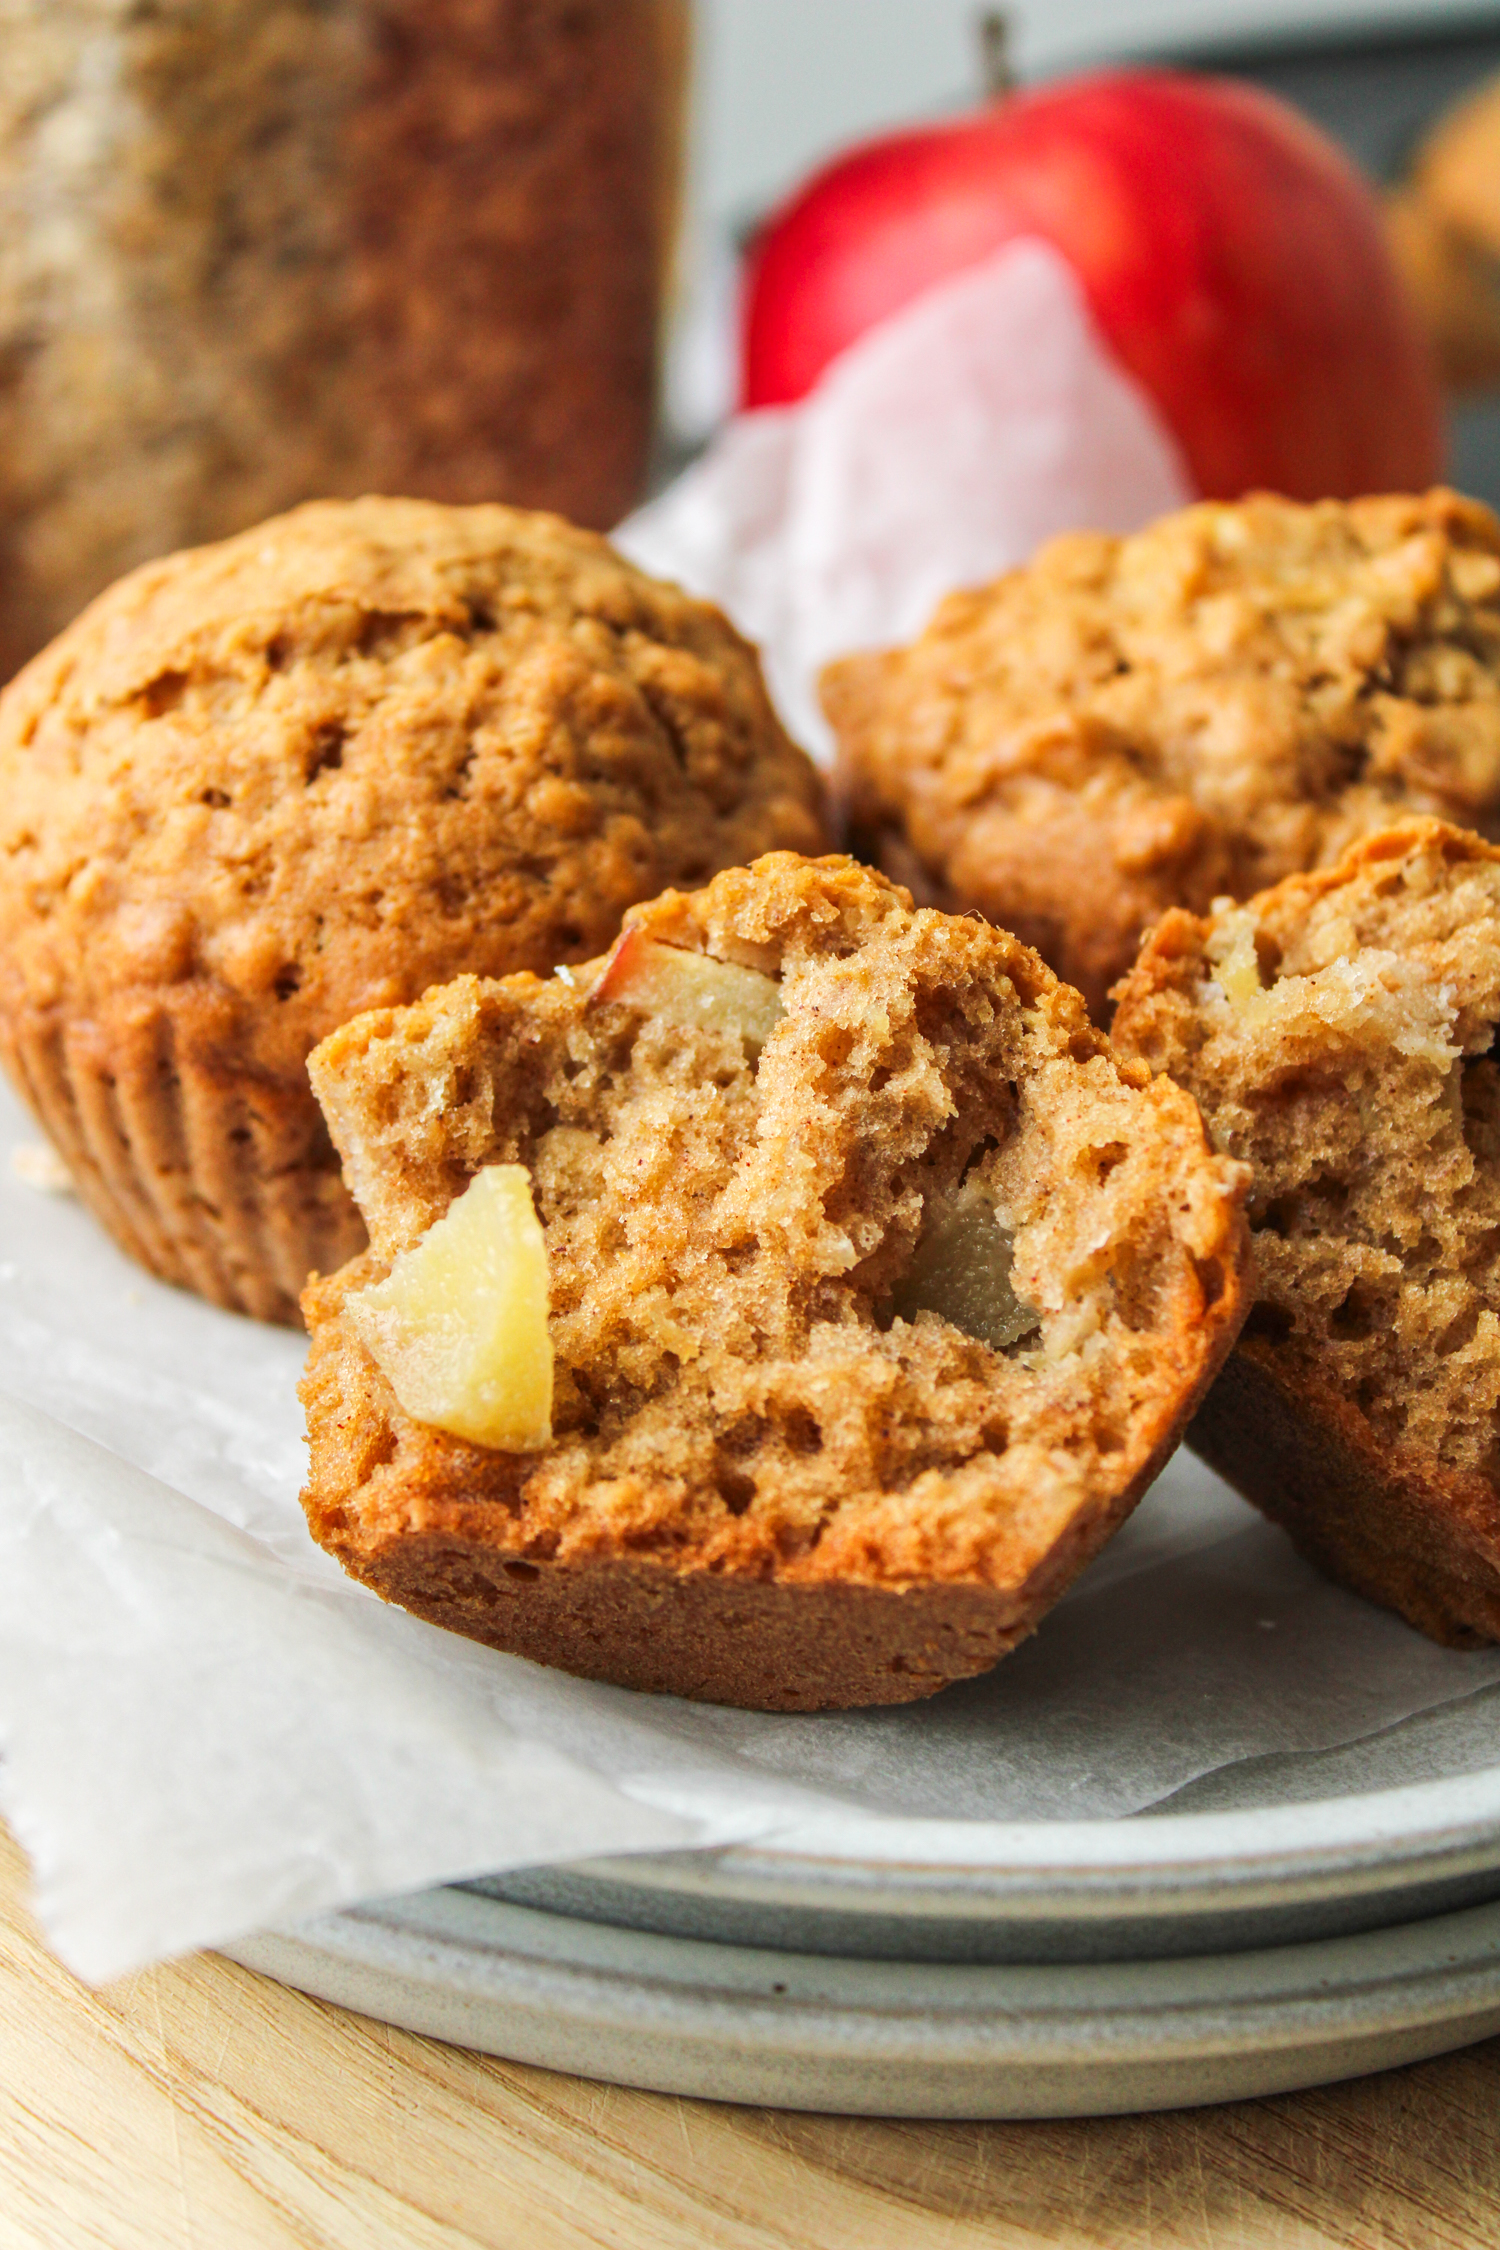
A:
[[228, 1767, 1500, 2117]]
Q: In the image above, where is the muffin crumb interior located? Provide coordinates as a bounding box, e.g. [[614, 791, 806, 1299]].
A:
[[306, 856, 1246, 1588], [1115, 825, 1500, 1481]]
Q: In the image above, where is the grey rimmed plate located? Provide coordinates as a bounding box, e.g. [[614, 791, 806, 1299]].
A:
[[221, 1758, 1500, 2117], [478, 1766, 1500, 1964], [224, 1875, 1500, 2117]]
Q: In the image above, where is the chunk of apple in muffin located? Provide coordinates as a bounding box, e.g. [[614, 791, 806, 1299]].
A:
[[346, 1165, 553, 1451], [891, 1177, 1040, 1349], [589, 927, 784, 1054]]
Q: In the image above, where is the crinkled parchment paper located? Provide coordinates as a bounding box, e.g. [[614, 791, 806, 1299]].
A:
[[617, 240, 1191, 756]]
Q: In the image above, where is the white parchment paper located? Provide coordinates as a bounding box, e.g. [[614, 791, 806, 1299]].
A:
[[4, 244, 1500, 1983], [4, 1077, 1500, 1982]]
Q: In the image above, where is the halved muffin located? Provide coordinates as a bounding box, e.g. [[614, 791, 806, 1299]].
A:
[[1112, 819, 1500, 1645], [823, 491, 1500, 1020], [299, 855, 1249, 1709]]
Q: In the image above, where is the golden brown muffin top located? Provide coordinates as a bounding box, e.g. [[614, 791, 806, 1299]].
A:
[[823, 490, 1500, 1019], [0, 496, 826, 1081], [1385, 185, 1500, 396]]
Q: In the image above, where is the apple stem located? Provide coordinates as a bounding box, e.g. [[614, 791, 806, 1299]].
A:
[[978, 11, 1015, 101]]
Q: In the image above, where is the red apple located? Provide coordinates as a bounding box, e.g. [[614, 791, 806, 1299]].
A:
[[741, 70, 1444, 502]]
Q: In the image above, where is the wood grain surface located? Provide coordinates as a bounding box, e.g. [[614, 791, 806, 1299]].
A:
[[5, 1821, 1500, 2250]]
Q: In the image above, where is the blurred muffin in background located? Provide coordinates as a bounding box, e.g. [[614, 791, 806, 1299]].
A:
[[1389, 72, 1500, 393], [0, 0, 687, 679], [823, 490, 1500, 1021], [0, 497, 827, 1325]]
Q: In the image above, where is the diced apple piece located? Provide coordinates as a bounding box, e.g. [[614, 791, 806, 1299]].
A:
[[590, 928, 784, 1055], [346, 1165, 553, 1451], [891, 1178, 1038, 1350], [1204, 908, 1268, 1013]]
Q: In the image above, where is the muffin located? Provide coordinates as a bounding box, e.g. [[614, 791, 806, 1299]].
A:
[[1387, 186, 1500, 397], [0, 497, 826, 1324], [1388, 74, 1500, 395], [1112, 819, 1500, 1646], [823, 491, 1500, 1021], [298, 854, 1251, 1710]]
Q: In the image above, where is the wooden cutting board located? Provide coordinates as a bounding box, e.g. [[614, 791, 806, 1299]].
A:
[[3, 1817, 1499, 2249]]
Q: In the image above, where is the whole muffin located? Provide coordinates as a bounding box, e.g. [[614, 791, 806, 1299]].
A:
[[0, 497, 826, 1324], [823, 491, 1500, 1020]]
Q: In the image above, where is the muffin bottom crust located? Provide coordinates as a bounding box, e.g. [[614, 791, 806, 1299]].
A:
[[1190, 1343, 1500, 1648], [300, 1293, 1214, 1709]]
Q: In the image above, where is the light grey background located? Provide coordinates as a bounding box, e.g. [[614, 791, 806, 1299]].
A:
[[668, 0, 1500, 498], [687, 0, 1500, 239]]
